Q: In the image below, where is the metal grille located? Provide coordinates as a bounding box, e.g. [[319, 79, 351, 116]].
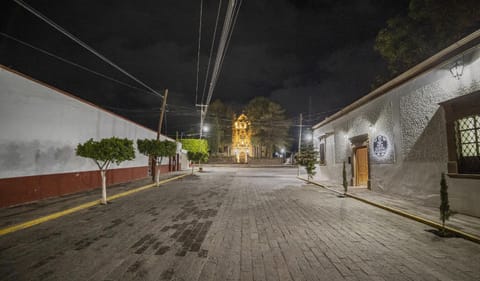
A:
[[319, 143, 326, 165], [455, 114, 480, 173]]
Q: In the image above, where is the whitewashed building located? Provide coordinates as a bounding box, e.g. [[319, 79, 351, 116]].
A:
[[312, 30, 480, 217], [0, 65, 189, 207]]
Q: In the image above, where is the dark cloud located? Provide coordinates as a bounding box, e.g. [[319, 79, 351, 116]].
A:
[[1, 0, 409, 136]]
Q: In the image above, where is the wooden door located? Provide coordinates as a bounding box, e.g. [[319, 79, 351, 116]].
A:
[[355, 147, 369, 186], [239, 152, 246, 163]]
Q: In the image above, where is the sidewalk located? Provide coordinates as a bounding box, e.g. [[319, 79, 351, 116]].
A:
[[301, 178, 480, 240], [0, 170, 190, 230]]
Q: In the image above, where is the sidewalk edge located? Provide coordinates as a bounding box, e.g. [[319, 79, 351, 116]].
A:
[[0, 173, 189, 236], [298, 177, 480, 244]]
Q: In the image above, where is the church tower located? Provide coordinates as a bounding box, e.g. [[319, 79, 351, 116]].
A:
[[232, 113, 252, 163]]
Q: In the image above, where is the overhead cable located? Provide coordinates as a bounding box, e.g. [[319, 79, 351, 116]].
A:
[[13, 0, 164, 98], [205, 0, 237, 106], [195, 0, 204, 105], [215, 0, 243, 87], [0, 32, 151, 95], [200, 0, 223, 106]]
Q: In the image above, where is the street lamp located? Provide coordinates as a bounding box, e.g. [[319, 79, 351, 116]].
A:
[[449, 58, 464, 80], [304, 133, 313, 143]]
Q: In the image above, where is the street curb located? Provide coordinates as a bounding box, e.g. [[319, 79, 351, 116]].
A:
[[0, 173, 190, 236], [298, 177, 480, 244]]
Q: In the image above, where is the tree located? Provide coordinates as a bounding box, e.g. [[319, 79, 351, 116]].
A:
[[375, 0, 480, 77], [245, 97, 291, 158], [137, 139, 177, 186], [187, 151, 209, 174], [439, 172, 451, 235], [296, 144, 318, 180], [181, 139, 209, 173], [342, 161, 348, 196], [76, 137, 135, 204], [207, 99, 233, 156]]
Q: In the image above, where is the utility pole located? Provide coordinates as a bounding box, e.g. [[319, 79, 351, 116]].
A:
[[297, 113, 302, 176], [157, 89, 169, 140], [152, 89, 168, 181], [196, 104, 208, 138]]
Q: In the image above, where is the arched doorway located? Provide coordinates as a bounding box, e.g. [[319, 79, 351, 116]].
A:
[[239, 151, 246, 163]]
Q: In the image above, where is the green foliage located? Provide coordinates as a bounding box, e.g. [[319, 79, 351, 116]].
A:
[[181, 138, 209, 154], [187, 151, 209, 163], [137, 139, 177, 160], [76, 137, 135, 170], [207, 99, 233, 155], [374, 0, 480, 76], [440, 172, 451, 230], [342, 161, 348, 194], [246, 97, 291, 158], [296, 144, 318, 180], [182, 138, 209, 163]]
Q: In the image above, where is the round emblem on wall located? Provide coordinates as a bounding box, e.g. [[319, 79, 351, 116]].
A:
[[373, 135, 388, 157]]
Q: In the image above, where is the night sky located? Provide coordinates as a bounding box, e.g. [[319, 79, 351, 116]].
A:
[[1, 0, 410, 138]]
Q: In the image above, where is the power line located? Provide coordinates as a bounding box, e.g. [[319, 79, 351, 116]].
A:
[[0, 32, 152, 95], [199, 0, 242, 137], [204, 0, 236, 106], [215, 0, 243, 87], [195, 0, 204, 105], [13, 0, 164, 99], [200, 0, 223, 106]]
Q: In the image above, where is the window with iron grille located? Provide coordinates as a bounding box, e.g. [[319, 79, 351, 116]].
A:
[[455, 114, 480, 174], [318, 136, 326, 165]]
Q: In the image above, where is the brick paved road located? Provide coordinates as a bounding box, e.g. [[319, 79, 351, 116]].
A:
[[1, 167, 479, 281]]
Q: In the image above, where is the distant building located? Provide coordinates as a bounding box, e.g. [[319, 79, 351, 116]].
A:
[[0, 65, 189, 208], [312, 30, 480, 217], [232, 113, 252, 163]]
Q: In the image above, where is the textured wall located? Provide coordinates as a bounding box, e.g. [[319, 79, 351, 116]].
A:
[[0, 67, 175, 179], [313, 44, 480, 217]]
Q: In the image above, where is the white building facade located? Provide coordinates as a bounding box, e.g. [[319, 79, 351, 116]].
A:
[[0, 66, 188, 207], [312, 31, 480, 217]]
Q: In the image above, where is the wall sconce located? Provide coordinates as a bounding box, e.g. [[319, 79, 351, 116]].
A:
[[449, 59, 464, 79], [369, 124, 376, 133]]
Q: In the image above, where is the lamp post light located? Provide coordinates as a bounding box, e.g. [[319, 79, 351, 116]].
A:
[[304, 133, 313, 143], [449, 59, 464, 79]]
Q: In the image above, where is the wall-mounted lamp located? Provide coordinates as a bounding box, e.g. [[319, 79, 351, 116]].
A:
[[369, 124, 376, 133], [449, 59, 464, 80]]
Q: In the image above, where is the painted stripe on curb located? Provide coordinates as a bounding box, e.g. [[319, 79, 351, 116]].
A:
[[0, 173, 189, 236], [298, 176, 480, 244]]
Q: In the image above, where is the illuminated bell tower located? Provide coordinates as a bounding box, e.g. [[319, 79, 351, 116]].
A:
[[232, 113, 252, 163]]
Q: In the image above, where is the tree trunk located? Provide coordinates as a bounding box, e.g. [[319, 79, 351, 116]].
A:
[[100, 170, 107, 204], [155, 166, 160, 187]]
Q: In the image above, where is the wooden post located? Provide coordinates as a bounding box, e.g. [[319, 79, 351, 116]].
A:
[[157, 89, 169, 140], [152, 89, 168, 181]]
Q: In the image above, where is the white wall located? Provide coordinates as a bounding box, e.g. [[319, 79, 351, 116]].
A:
[[0, 67, 177, 179], [313, 44, 480, 217]]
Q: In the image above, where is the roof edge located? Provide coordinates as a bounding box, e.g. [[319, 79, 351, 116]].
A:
[[313, 29, 480, 130]]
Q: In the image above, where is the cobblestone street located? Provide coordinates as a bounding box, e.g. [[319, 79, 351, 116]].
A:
[[1, 167, 479, 281]]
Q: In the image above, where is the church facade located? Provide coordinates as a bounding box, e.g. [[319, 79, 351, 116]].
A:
[[232, 113, 252, 163]]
